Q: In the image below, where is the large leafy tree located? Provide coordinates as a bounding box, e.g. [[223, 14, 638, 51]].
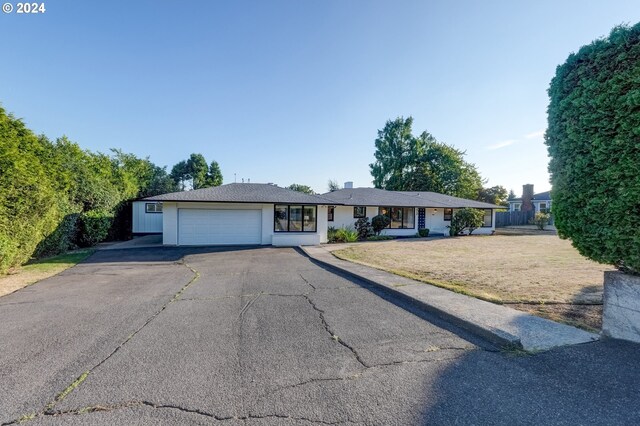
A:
[[205, 160, 223, 187], [187, 153, 209, 190], [171, 154, 223, 190], [327, 179, 340, 192], [370, 117, 415, 190], [478, 185, 508, 206], [170, 160, 191, 191], [546, 23, 640, 273], [110, 149, 176, 198], [370, 117, 484, 199], [287, 183, 315, 195]]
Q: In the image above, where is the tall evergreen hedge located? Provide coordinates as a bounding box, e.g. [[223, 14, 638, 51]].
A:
[[545, 23, 640, 273], [0, 107, 177, 274]]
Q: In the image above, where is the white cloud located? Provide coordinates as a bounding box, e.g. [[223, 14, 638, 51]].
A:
[[524, 129, 545, 139], [486, 139, 516, 150]]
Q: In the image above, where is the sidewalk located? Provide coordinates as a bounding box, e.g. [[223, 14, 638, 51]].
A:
[[96, 234, 163, 250], [301, 245, 599, 352]]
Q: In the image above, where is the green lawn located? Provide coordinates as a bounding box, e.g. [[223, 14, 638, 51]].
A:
[[0, 250, 94, 298], [331, 235, 612, 331]]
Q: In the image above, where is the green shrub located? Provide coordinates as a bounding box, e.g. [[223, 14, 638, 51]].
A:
[[531, 212, 550, 230], [334, 226, 359, 243], [327, 226, 338, 243], [418, 228, 430, 237], [367, 235, 395, 241], [77, 209, 113, 247], [0, 234, 18, 274], [546, 23, 640, 273], [371, 214, 391, 235], [449, 208, 484, 236], [109, 201, 133, 241], [0, 111, 63, 273], [33, 212, 80, 258], [354, 217, 374, 240]]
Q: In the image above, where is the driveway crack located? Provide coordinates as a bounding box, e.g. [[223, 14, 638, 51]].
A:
[[13, 398, 364, 424], [238, 292, 262, 319], [299, 273, 317, 291], [302, 294, 369, 368], [30, 261, 202, 418]]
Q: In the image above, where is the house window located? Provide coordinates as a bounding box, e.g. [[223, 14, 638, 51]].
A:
[[481, 209, 492, 227], [304, 206, 317, 232], [513, 203, 521, 212], [353, 206, 366, 218], [274, 205, 317, 232], [378, 207, 416, 229], [328, 206, 335, 222], [539, 203, 547, 213], [443, 208, 453, 221], [145, 202, 162, 213]]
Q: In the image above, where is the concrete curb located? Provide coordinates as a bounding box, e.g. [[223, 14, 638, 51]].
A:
[[300, 245, 599, 352]]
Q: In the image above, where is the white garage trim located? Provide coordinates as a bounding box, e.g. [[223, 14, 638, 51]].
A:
[[178, 208, 262, 246]]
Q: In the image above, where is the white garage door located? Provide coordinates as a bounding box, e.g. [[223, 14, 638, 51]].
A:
[[178, 209, 262, 245]]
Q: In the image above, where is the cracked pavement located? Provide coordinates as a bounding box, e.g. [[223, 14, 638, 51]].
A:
[[1, 247, 639, 425]]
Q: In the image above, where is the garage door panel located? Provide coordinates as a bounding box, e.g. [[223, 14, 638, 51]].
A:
[[178, 209, 262, 245]]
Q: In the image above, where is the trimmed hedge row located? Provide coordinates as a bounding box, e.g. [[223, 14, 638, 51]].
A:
[[0, 108, 171, 274], [546, 23, 640, 273]]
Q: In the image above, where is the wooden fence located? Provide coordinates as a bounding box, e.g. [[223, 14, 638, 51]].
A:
[[495, 210, 536, 227]]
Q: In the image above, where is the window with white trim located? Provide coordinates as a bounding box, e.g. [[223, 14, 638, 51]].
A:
[[145, 202, 162, 213], [481, 209, 492, 227]]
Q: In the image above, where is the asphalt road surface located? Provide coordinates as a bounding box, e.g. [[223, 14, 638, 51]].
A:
[[1, 247, 639, 425]]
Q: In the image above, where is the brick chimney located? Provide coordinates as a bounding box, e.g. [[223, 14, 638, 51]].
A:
[[521, 184, 534, 212]]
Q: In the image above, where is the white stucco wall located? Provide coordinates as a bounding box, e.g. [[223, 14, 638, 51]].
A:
[[329, 205, 495, 236], [161, 202, 328, 246], [330, 206, 418, 236], [132, 201, 163, 233]]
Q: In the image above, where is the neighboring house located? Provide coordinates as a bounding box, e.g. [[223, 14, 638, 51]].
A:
[[132, 182, 501, 246], [508, 184, 552, 213]]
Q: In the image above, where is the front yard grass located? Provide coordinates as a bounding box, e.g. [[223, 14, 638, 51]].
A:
[[0, 250, 94, 298], [331, 235, 613, 331]]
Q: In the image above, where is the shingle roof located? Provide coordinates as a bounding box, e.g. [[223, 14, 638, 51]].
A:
[[320, 188, 502, 209], [143, 184, 502, 208], [143, 183, 334, 204], [397, 191, 502, 209], [319, 188, 420, 207], [509, 191, 552, 202], [533, 191, 552, 201]]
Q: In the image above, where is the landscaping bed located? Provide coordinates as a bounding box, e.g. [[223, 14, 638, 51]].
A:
[[331, 235, 613, 331]]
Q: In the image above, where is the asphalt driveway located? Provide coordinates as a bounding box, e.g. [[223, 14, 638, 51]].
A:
[[0, 247, 639, 425]]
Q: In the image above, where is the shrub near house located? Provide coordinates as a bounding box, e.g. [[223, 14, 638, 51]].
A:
[[371, 214, 391, 236], [449, 208, 485, 236]]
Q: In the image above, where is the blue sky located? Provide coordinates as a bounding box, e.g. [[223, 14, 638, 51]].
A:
[[2, 1, 639, 196]]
